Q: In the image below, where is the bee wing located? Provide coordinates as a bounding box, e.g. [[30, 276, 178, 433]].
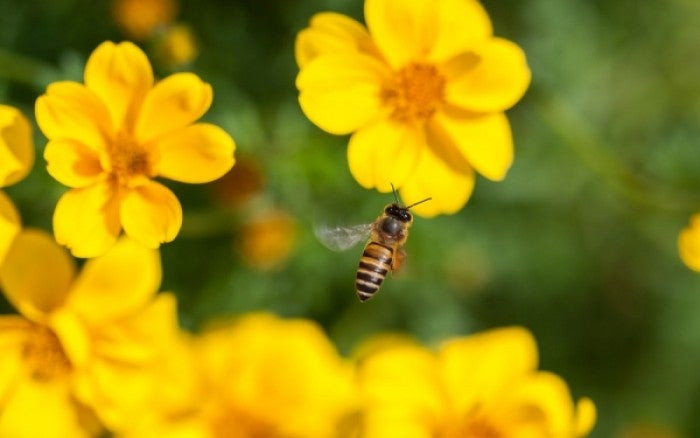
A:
[[314, 223, 372, 252]]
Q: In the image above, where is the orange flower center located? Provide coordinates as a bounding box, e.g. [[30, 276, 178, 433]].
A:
[[435, 413, 504, 438], [23, 324, 71, 380], [381, 62, 446, 123], [108, 131, 153, 185]]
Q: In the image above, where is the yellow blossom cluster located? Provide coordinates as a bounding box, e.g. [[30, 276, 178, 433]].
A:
[[0, 0, 605, 435]]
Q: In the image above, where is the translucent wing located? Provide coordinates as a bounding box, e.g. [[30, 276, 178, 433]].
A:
[[314, 223, 372, 252]]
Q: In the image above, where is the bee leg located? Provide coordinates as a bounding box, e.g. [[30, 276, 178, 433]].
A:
[[391, 247, 406, 273]]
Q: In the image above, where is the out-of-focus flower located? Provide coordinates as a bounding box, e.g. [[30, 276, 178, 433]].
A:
[[358, 326, 596, 437], [156, 24, 199, 68], [295, 0, 531, 217], [679, 213, 700, 271], [210, 153, 265, 208], [195, 313, 357, 438], [0, 104, 34, 264], [239, 209, 297, 270], [112, 0, 178, 40], [36, 41, 235, 257], [0, 230, 188, 436]]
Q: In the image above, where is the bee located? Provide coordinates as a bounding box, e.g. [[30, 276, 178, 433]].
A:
[[315, 186, 431, 302]]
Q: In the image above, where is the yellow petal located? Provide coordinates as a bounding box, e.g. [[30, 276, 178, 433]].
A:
[[679, 214, 700, 271], [347, 120, 422, 192], [120, 181, 182, 248], [295, 12, 381, 68], [297, 53, 389, 135], [0, 378, 97, 438], [496, 372, 577, 436], [0, 105, 34, 187], [53, 182, 121, 258], [155, 123, 235, 183], [365, 0, 492, 68], [0, 190, 21, 265], [399, 140, 475, 217], [35, 81, 111, 151], [0, 316, 29, 404], [66, 237, 160, 324], [438, 327, 538, 413], [359, 344, 444, 421], [428, 0, 493, 63], [574, 397, 596, 436], [0, 229, 75, 322], [444, 38, 531, 112], [80, 294, 186, 430], [44, 139, 104, 188], [49, 309, 91, 368], [431, 109, 513, 181], [84, 41, 154, 132], [135, 73, 212, 144]]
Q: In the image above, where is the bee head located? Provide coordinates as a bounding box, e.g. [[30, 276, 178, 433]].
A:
[[384, 204, 412, 223]]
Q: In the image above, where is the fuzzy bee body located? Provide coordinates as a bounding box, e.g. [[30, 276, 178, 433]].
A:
[[355, 206, 412, 301], [314, 189, 430, 302]]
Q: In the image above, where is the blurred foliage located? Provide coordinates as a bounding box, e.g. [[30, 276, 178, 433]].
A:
[[1, 0, 700, 436]]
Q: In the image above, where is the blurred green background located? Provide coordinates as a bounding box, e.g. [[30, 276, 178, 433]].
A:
[[2, 0, 700, 436]]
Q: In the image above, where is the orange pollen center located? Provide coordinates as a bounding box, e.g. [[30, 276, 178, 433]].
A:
[[435, 414, 504, 438], [23, 325, 71, 380], [108, 132, 152, 184], [381, 62, 446, 122]]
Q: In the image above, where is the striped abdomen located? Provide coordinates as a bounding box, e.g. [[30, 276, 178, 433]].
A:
[[356, 241, 393, 302]]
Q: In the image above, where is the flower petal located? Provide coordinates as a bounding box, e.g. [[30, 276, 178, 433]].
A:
[[35, 81, 111, 151], [297, 53, 389, 135], [399, 138, 474, 217], [365, 0, 492, 68], [444, 38, 531, 112], [574, 397, 596, 437], [428, 0, 493, 63], [135, 73, 212, 144], [65, 237, 160, 325], [120, 181, 182, 248], [0, 105, 34, 187], [155, 123, 235, 183], [431, 109, 513, 181], [359, 344, 444, 438], [44, 139, 104, 188], [496, 372, 577, 436], [295, 12, 381, 68], [438, 327, 538, 413], [0, 378, 96, 438], [347, 120, 422, 192], [0, 190, 21, 265], [53, 183, 121, 258], [679, 213, 700, 272], [84, 41, 154, 133], [0, 316, 30, 405], [0, 229, 75, 322]]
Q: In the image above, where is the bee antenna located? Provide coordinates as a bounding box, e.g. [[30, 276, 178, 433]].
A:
[[405, 197, 432, 209], [390, 183, 400, 205]]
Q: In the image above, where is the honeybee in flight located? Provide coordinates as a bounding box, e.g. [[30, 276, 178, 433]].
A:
[[316, 186, 431, 302]]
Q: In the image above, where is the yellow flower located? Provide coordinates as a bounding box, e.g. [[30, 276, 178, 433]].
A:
[[679, 213, 700, 271], [295, 0, 531, 217], [36, 41, 235, 257], [0, 104, 34, 264], [112, 0, 178, 40], [0, 229, 187, 436], [358, 327, 596, 438], [239, 209, 298, 270], [156, 24, 199, 68], [195, 313, 357, 438]]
